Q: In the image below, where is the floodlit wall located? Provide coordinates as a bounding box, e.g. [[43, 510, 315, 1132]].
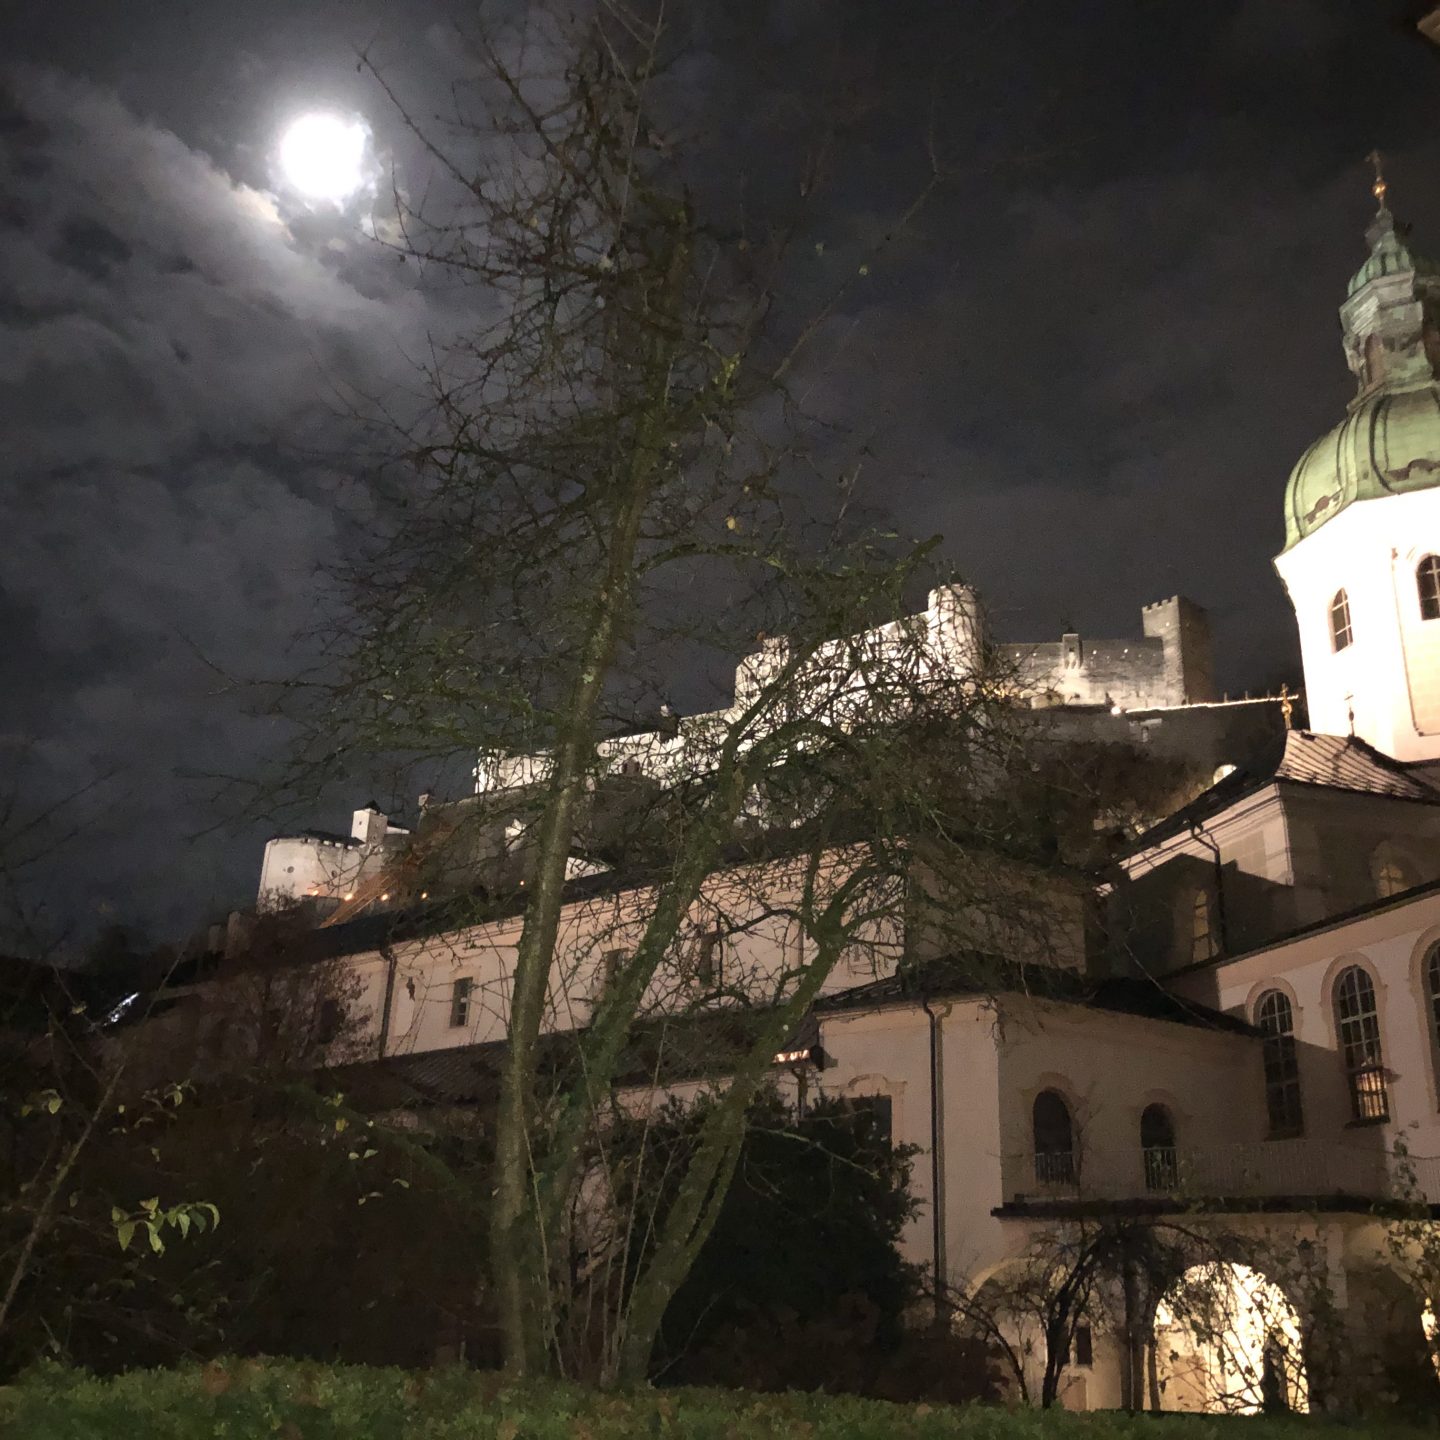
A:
[[1171, 886, 1440, 1184], [1276, 489, 1440, 762], [994, 997, 1263, 1203]]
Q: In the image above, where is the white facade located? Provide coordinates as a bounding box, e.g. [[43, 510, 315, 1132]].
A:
[[1275, 491, 1440, 761], [257, 805, 411, 912]]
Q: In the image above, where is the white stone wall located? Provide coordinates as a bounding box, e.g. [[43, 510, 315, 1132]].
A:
[[1172, 886, 1440, 1182], [1275, 488, 1440, 762]]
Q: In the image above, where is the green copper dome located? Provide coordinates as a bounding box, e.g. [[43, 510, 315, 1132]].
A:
[[1281, 202, 1440, 551], [1283, 384, 1440, 549]]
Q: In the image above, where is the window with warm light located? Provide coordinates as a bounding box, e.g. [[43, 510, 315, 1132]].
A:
[[1372, 844, 1410, 900], [1189, 888, 1217, 963], [1329, 589, 1353, 652], [1334, 966, 1388, 1122], [1255, 990, 1304, 1138], [1419, 555, 1440, 621]]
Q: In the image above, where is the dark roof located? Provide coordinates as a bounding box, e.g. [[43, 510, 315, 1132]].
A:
[[1131, 730, 1440, 850], [332, 1005, 819, 1110], [815, 956, 1255, 1036]]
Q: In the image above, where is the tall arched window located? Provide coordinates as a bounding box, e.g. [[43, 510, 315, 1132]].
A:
[[1425, 945, 1440, 1104], [1333, 966, 1388, 1122], [1141, 1104, 1178, 1191], [1255, 990, 1304, 1138], [1033, 1090, 1075, 1185], [1329, 590, 1354, 652], [1419, 555, 1440, 622]]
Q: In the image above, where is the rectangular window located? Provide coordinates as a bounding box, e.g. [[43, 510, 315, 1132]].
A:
[[599, 949, 626, 994], [695, 930, 723, 989], [449, 976, 473, 1029], [1074, 1324, 1093, 1368]]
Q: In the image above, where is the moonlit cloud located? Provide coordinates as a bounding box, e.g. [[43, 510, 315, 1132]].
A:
[[3, 0, 1439, 942]]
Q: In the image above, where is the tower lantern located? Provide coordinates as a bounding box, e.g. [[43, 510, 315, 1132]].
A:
[[1274, 159, 1440, 761]]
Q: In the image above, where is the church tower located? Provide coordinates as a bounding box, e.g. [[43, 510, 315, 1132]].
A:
[[1274, 160, 1440, 761]]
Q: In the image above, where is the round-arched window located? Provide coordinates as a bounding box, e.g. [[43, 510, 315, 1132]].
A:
[[1032, 1089, 1075, 1185], [1333, 966, 1388, 1122], [1419, 555, 1440, 622], [1255, 990, 1304, 1138], [1330, 590, 1354, 652], [1141, 1103, 1178, 1191]]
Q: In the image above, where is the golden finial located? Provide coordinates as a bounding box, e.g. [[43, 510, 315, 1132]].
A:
[[1368, 149, 1389, 211], [1279, 683, 1294, 730]]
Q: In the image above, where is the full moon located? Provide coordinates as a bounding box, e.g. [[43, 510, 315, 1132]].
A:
[[278, 113, 367, 203]]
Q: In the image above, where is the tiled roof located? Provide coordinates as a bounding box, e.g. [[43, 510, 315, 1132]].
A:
[[1130, 731, 1440, 850], [815, 957, 1254, 1035], [1272, 730, 1439, 800]]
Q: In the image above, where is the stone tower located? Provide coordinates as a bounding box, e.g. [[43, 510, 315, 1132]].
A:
[[1274, 166, 1440, 760], [1142, 596, 1216, 706]]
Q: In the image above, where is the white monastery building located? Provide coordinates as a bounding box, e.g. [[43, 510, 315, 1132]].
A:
[[176, 181, 1440, 1414]]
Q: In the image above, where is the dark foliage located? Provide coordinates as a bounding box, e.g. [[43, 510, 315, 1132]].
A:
[[646, 1091, 942, 1393]]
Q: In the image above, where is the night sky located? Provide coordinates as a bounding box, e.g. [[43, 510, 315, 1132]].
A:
[[4, 1, 1439, 944]]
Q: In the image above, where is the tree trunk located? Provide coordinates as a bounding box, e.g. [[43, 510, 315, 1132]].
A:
[[489, 237, 690, 1377]]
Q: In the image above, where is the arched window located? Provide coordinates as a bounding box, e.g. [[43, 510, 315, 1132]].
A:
[[1329, 590, 1354, 652], [1419, 556, 1440, 622], [1141, 1103, 1178, 1191], [1372, 844, 1411, 900], [1032, 1090, 1075, 1185], [1425, 945, 1440, 1103], [1189, 888, 1217, 963], [1333, 966, 1388, 1122], [1255, 990, 1304, 1138]]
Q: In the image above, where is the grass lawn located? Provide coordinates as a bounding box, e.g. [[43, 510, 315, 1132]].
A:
[[1, 1360, 1435, 1439]]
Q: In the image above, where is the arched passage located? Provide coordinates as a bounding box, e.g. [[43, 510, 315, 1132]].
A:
[[1153, 1262, 1309, 1415]]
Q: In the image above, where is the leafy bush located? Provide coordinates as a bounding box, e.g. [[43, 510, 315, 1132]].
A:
[[3, 1360, 1438, 1440]]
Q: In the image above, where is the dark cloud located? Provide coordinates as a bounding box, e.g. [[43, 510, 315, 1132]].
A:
[[3, 0, 1439, 940], [0, 68, 434, 938]]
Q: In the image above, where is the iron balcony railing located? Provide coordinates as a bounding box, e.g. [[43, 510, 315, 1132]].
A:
[[1004, 1139, 1440, 1206]]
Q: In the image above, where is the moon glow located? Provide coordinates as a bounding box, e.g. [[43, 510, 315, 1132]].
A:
[[278, 113, 367, 203]]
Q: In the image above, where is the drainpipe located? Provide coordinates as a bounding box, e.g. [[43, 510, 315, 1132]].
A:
[[1188, 821, 1229, 955], [376, 943, 398, 1061], [920, 996, 947, 1328]]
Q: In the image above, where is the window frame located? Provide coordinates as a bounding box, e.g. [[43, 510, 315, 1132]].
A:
[[1333, 965, 1388, 1123], [1329, 589, 1354, 652], [1188, 887, 1217, 964], [1419, 555, 1440, 622], [1424, 944, 1440, 1111], [1032, 1089, 1076, 1186], [1140, 1103, 1178, 1191], [1255, 989, 1305, 1139], [449, 975, 474, 1029], [1372, 844, 1410, 900], [694, 929, 724, 990]]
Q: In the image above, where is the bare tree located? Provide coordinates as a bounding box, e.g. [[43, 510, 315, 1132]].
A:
[[272, 1, 1066, 1384]]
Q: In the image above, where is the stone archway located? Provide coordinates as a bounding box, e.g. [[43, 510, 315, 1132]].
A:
[[1153, 1262, 1309, 1415]]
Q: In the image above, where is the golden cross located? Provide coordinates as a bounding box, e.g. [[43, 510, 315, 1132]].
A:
[[1368, 149, 1388, 210]]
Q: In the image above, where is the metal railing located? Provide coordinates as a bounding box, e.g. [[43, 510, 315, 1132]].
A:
[[1003, 1139, 1440, 1206]]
